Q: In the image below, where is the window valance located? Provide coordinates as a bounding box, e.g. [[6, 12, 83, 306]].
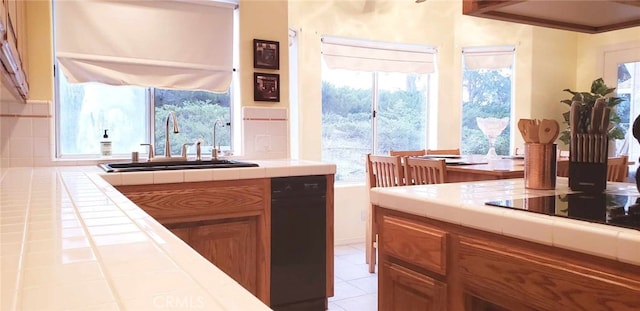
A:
[[54, 0, 236, 92], [321, 36, 437, 74], [462, 46, 515, 70]]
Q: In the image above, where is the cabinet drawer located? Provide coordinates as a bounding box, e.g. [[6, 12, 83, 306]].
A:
[[458, 236, 640, 311], [380, 262, 447, 311], [117, 179, 269, 224], [380, 215, 447, 275]]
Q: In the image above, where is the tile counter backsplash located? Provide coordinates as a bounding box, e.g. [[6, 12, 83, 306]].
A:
[[0, 100, 291, 169], [242, 106, 288, 159], [0, 97, 54, 169]]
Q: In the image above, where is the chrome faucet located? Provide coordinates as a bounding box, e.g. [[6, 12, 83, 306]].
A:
[[141, 143, 154, 162], [212, 119, 225, 160], [165, 111, 180, 157]]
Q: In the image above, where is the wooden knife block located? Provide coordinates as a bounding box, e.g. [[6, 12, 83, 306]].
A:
[[569, 161, 607, 192], [569, 133, 608, 193]]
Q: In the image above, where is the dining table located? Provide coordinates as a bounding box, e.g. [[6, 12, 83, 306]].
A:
[[445, 158, 524, 183], [442, 157, 634, 183]]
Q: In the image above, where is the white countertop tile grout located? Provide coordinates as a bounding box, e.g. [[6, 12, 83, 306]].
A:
[[371, 178, 640, 266], [0, 161, 336, 311]]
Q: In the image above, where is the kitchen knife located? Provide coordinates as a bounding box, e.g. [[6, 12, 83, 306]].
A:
[[601, 107, 611, 135], [570, 102, 580, 162], [588, 135, 594, 163], [594, 135, 600, 163], [576, 134, 581, 162], [580, 134, 589, 162], [602, 134, 608, 164], [591, 98, 605, 134]]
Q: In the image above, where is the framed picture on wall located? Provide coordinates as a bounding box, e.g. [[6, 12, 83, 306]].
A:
[[253, 39, 279, 70], [254, 72, 280, 102]]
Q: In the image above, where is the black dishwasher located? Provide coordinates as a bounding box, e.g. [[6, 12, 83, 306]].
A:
[[271, 175, 326, 311]]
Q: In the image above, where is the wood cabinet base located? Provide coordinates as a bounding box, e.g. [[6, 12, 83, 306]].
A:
[[375, 206, 640, 311], [118, 179, 270, 304]]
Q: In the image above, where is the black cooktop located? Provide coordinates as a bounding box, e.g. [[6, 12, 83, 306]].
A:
[[486, 193, 640, 230]]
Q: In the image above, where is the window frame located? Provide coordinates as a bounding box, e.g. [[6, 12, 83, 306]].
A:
[[53, 65, 237, 159], [52, 4, 241, 160], [320, 60, 435, 183], [460, 46, 516, 156]]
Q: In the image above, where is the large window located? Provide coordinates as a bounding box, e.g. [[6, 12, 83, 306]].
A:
[[56, 70, 148, 157], [460, 47, 515, 156], [56, 69, 232, 158], [153, 89, 231, 157], [614, 61, 639, 160], [321, 62, 432, 182], [321, 67, 373, 182], [53, 1, 237, 159], [320, 37, 436, 182], [603, 46, 640, 161]]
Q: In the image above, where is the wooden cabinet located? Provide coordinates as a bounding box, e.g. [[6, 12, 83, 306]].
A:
[[117, 178, 270, 303], [462, 0, 640, 34], [458, 236, 640, 311], [117, 175, 336, 307], [375, 206, 640, 311], [186, 219, 258, 293], [169, 221, 259, 290], [380, 262, 447, 311], [377, 214, 448, 311], [1, 0, 29, 99]]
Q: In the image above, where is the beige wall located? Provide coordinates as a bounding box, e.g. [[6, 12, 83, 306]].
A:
[[576, 27, 640, 90], [288, 0, 588, 159], [25, 0, 53, 100], [0, 0, 291, 168], [529, 28, 579, 150], [289, 1, 638, 157], [454, 9, 539, 151], [2, 0, 638, 244], [239, 0, 289, 108], [5, 0, 637, 164], [21, 0, 290, 106]]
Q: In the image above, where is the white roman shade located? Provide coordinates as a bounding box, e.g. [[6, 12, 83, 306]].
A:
[[463, 46, 515, 70], [321, 36, 437, 74], [54, 0, 236, 92]]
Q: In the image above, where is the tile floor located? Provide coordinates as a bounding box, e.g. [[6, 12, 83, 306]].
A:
[[328, 243, 378, 311]]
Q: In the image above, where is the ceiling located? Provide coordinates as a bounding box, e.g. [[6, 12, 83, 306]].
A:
[[463, 0, 640, 34]]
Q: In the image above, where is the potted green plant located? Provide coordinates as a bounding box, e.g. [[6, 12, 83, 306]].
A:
[[559, 78, 626, 146]]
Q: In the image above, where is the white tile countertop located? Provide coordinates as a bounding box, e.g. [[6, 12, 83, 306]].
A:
[[0, 160, 336, 311], [370, 178, 640, 266], [99, 159, 337, 186]]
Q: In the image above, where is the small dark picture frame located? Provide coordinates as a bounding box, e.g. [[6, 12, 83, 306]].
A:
[[253, 39, 279, 70], [254, 73, 280, 102]]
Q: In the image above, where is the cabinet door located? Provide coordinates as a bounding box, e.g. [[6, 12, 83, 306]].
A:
[[379, 262, 446, 311], [380, 215, 447, 276], [189, 217, 258, 295], [458, 236, 640, 311]]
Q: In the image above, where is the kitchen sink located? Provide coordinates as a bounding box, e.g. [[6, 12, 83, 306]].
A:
[[99, 159, 259, 173]]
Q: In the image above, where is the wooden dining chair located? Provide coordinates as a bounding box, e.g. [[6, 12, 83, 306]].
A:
[[389, 149, 426, 157], [405, 157, 447, 185], [557, 160, 569, 177], [426, 148, 461, 155], [607, 156, 628, 182], [365, 154, 404, 273]]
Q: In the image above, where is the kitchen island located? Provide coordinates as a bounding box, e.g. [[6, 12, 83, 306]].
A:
[[371, 179, 640, 311], [0, 159, 335, 311]]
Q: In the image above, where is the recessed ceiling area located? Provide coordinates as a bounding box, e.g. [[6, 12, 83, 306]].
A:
[[463, 0, 640, 33]]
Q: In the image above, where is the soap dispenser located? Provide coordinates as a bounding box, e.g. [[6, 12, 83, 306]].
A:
[[101, 129, 112, 157]]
